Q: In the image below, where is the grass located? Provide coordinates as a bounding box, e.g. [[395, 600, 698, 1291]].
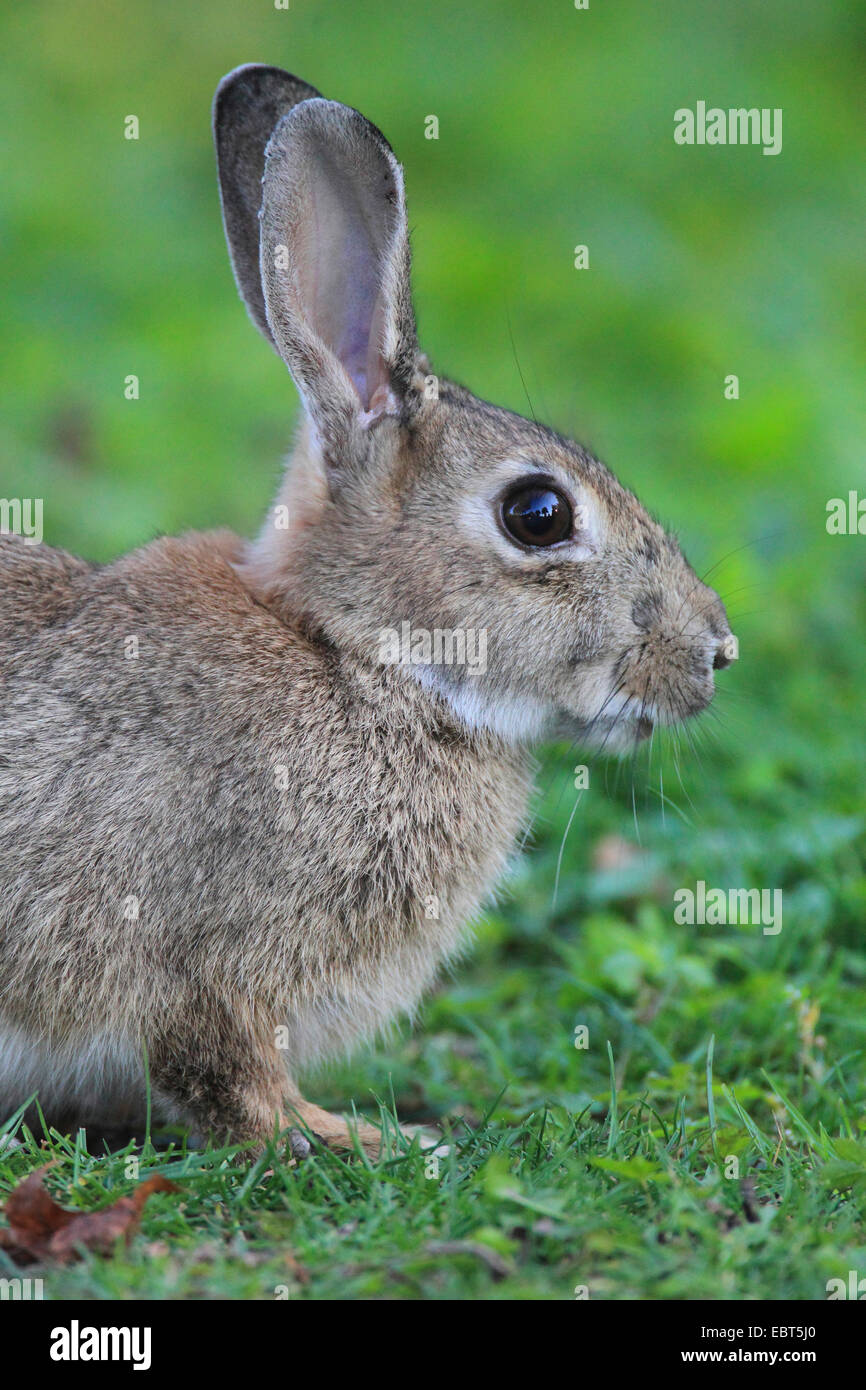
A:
[[1, 0, 865, 1299], [2, 1030, 866, 1301]]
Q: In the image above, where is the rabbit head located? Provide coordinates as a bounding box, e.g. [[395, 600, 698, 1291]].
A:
[[215, 65, 736, 753]]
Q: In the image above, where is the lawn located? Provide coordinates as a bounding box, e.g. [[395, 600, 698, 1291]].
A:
[[1, 0, 864, 1300]]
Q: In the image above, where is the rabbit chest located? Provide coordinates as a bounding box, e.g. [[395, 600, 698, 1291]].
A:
[[258, 652, 533, 1064]]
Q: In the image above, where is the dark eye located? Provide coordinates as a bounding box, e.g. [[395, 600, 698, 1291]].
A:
[[501, 484, 573, 547]]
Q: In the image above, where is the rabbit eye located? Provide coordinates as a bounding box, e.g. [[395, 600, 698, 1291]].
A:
[[501, 484, 573, 547]]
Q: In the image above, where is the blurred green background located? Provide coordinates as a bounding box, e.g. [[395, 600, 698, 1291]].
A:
[[2, 0, 865, 1299]]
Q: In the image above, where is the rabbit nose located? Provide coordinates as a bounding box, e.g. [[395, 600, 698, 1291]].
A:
[[713, 635, 738, 670]]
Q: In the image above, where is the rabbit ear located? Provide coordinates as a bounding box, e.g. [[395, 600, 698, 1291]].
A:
[[213, 64, 322, 346], [259, 98, 418, 466]]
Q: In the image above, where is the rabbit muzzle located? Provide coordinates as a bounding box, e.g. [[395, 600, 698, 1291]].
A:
[[615, 581, 735, 732]]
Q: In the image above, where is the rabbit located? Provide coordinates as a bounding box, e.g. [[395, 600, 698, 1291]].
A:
[[0, 64, 736, 1158]]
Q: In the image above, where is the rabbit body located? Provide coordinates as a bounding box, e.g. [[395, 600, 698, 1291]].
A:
[[0, 526, 529, 1136]]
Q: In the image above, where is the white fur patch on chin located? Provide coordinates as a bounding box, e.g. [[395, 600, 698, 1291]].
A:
[[409, 665, 550, 744]]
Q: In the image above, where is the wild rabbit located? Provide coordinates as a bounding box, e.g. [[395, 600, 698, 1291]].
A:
[[0, 64, 735, 1157]]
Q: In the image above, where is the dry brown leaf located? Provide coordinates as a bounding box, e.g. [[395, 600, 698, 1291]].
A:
[[0, 1164, 178, 1266]]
